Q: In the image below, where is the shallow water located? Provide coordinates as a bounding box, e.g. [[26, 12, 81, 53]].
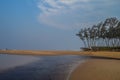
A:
[[0, 54, 88, 80], [0, 54, 39, 71]]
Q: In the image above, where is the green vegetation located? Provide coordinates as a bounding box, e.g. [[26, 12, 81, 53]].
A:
[[76, 17, 120, 51]]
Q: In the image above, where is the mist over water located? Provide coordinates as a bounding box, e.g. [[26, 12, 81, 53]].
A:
[[0, 54, 88, 80]]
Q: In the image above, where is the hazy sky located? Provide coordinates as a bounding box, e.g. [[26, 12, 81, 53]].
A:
[[0, 0, 120, 50]]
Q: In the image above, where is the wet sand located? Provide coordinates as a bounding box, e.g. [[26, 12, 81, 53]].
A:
[[69, 59, 120, 80]]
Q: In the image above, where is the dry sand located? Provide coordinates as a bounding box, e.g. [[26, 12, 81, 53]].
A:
[[0, 50, 120, 59], [69, 59, 120, 80]]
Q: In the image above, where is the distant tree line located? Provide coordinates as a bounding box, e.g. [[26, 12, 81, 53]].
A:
[[76, 17, 120, 51]]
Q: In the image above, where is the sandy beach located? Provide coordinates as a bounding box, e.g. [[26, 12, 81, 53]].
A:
[[0, 50, 120, 59], [69, 59, 120, 80], [1, 50, 120, 80]]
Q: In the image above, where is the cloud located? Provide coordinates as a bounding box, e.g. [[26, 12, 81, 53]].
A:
[[37, 0, 120, 29]]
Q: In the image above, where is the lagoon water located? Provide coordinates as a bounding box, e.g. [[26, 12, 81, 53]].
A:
[[0, 54, 87, 80]]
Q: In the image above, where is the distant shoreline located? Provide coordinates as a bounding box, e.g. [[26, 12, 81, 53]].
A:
[[0, 50, 120, 59]]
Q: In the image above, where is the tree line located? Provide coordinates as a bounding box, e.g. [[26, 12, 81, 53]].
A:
[[76, 17, 120, 50]]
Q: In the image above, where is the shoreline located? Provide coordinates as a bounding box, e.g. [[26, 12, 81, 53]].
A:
[[69, 58, 120, 80], [0, 50, 120, 59], [1, 50, 120, 80], [66, 59, 88, 80]]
